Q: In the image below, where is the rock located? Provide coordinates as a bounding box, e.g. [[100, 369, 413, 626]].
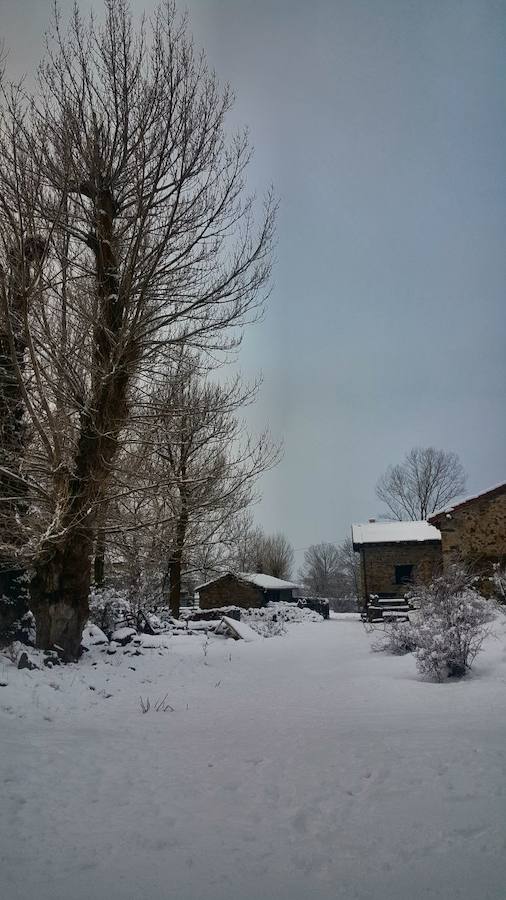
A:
[[110, 627, 136, 646], [18, 651, 38, 671], [81, 624, 109, 648]]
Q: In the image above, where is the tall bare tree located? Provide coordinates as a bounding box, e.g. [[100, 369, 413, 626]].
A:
[[225, 511, 265, 573], [299, 542, 341, 597], [0, 0, 274, 658], [245, 531, 294, 580], [376, 447, 466, 521], [146, 350, 279, 617], [299, 538, 359, 599], [336, 537, 361, 598]]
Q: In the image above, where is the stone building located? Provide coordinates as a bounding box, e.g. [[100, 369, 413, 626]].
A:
[[196, 572, 299, 610], [428, 482, 506, 587], [352, 521, 442, 612]]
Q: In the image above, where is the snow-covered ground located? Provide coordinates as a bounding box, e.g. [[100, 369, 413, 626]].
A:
[[1, 616, 506, 900]]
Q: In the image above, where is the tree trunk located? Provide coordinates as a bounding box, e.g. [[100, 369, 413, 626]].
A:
[[168, 500, 189, 620], [168, 552, 182, 620], [93, 508, 108, 587], [29, 180, 132, 659], [30, 530, 93, 660], [94, 542, 105, 588], [30, 387, 128, 658]]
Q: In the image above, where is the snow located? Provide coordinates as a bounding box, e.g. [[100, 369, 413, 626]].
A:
[[329, 611, 362, 621], [1, 617, 506, 900], [244, 601, 324, 626], [196, 572, 300, 592], [238, 572, 300, 590], [216, 616, 260, 641], [352, 520, 441, 545], [110, 626, 137, 643]]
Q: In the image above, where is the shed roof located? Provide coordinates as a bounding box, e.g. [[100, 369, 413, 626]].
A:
[[352, 521, 441, 548], [429, 481, 506, 522], [196, 572, 299, 593], [238, 572, 299, 590]]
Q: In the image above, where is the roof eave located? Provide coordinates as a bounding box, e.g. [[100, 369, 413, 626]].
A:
[[354, 539, 442, 549], [429, 481, 506, 522]]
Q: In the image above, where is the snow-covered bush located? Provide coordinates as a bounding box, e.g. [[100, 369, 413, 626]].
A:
[[409, 568, 496, 680], [89, 586, 168, 635], [241, 601, 323, 637], [88, 588, 133, 636], [372, 620, 418, 655], [247, 618, 287, 638]]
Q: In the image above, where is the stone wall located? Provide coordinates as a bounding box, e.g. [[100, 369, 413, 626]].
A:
[[431, 488, 506, 577], [358, 542, 442, 604], [198, 575, 263, 610]]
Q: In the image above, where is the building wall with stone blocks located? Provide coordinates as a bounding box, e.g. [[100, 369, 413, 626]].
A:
[[430, 487, 506, 579], [198, 574, 264, 610], [358, 542, 442, 604]]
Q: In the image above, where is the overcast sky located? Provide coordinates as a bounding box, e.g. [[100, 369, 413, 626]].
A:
[[2, 0, 505, 566]]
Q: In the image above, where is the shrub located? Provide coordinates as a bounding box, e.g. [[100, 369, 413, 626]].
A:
[[409, 568, 496, 680], [372, 620, 418, 655], [88, 588, 133, 636], [248, 618, 287, 638]]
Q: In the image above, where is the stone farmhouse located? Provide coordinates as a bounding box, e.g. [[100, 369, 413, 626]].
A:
[[352, 521, 442, 617], [428, 482, 506, 589], [196, 572, 299, 611]]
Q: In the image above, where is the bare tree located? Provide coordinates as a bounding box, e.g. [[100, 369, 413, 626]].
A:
[[0, 1, 274, 658], [147, 349, 279, 617], [224, 511, 265, 573], [88, 362, 279, 618], [249, 531, 294, 580], [376, 447, 466, 521], [299, 543, 341, 596], [299, 538, 359, 600], [337, 537, 361, 598]]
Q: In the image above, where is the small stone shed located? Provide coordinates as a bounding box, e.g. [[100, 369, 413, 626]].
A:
[[352, 521, 442, 610], [428, 482, 506, 586], [196, 572, 300, 611]]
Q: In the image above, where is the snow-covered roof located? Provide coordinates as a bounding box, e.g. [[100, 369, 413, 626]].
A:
[[195, 572, 299, 592], [352, 521, 441, 547], [429, 481, 506, 520], [238, 573, 299, 591]]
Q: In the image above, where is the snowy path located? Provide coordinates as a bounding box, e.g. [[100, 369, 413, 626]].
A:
[[1, 619, 506, 900]]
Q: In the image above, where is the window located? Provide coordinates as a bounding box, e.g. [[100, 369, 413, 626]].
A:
[[395, 565, 414, 585]]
